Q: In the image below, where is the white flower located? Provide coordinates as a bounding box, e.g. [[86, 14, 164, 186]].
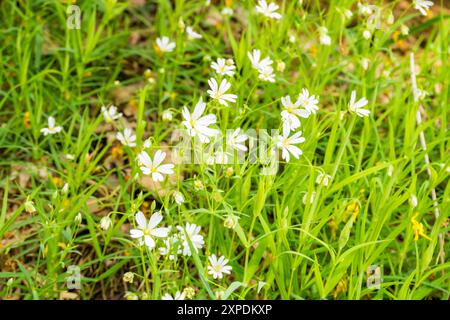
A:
[[342, 8, 353, 20], [358, 3, 373, 16], [227, 128, 248, 152], [401, 24, 409, 35], [280, 95, 310, 133], [156, 36, 176, 53], [182, 98, 218, 143], [61, 183, 69, 194], [24, 197, 36, 213], [276, 60, 286, 72], [159, 233, 181, 260], [186, 26, 202, 40], [316, 172, 331, 187], [117, 128, 136, 147], [138, 150, 174, 182], [177, 223, 204, 256], [130, 211, 169, 249], [123, 272, 134, 283], [207, 78, 237, 106], [415, 89, 428, 101], [221, 7, 234, 16], [207, 254, 232, 279], [162, 291, 185, 300], [298, 88, 319, 115], [100, 216, 112, 231], [247, 49, 273, 71], [363, 30, 371, 40], [409, 194, 418, 208], [348, 90, 370, 117], [223, 214, 239, 229], [258, 66, 276, 82], [277, 129, 305, 162], [75, 212, 82, 224], [302, 191, 316, 205], [414, 0, 433, 16], [101, 105, 122, 123], [361, 58, 370, 70], [211, 58, 236, 77], [143, 138, 152, 149], [255, 0, 282, 20], [318, 27, 331, 46], [214, 151, 229, 164], [173, 191, 185, 205], [162, 109, 173, 122], [40, 116, 62, 136]]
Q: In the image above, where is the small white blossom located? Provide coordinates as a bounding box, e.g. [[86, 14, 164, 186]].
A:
[[280, 95, 310, 133], [247, 49, 273, 71], [227, 128, 248, 152], [318, 27, 331, 46], [348, 91, 370, 117], [302, 191, 316, 205], [409, 194, 418, 208], [24, 197, 36, 213], [277, 129, 306, 162], [138, 150, 174, 182], [258, 66, 276, 82], [162, 109, 173, 122], [221, 7, 234, 16], [162, 291, 185, 300], [211, 58, 236, 77], [414, 0, 433, 16], [207, 254, 232, 279], [207, 78, 237, 106], [130, 211, 169, 249], [40, 116, 62, 136], [224, 214, 239, 229], [363, 30, 371, 40], [185, 26, 202, 40], [101, 105, 122, 123], [173, 191, 185, 205], [316, 172, 331, 187], [100, 216, 112, 231], [298, 88, 319, 115], [177, 223, 204, 256], [156, 36, 176, 53], [255, 0, 282, 20], [117, 128, 136, 147], [182, 98, 218, 143]]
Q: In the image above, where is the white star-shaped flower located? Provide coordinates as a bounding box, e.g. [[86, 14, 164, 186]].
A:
[[101, 105, 122, 123], [277, 128, 306, 162], [298, 88, 319, 115], [156, 36, 176, 53], [207, 254, 232, 279], [130, 211, 169, 249], [255, 0, 282, 20], [211, 58, 236, 77], [247, 49, 273, 71], [207, 78, 237, 106], [186, 26, 202, 40], [280, 95, 310, 133], [414, 0, 433, 16], [138, 150, 174, 182], [181, 98, 218, 143], [117, 128, 136, 147], [348, 90, 370, 117]]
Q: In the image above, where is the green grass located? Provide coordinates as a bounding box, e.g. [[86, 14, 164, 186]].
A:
[[0, 0, 449, 300]]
